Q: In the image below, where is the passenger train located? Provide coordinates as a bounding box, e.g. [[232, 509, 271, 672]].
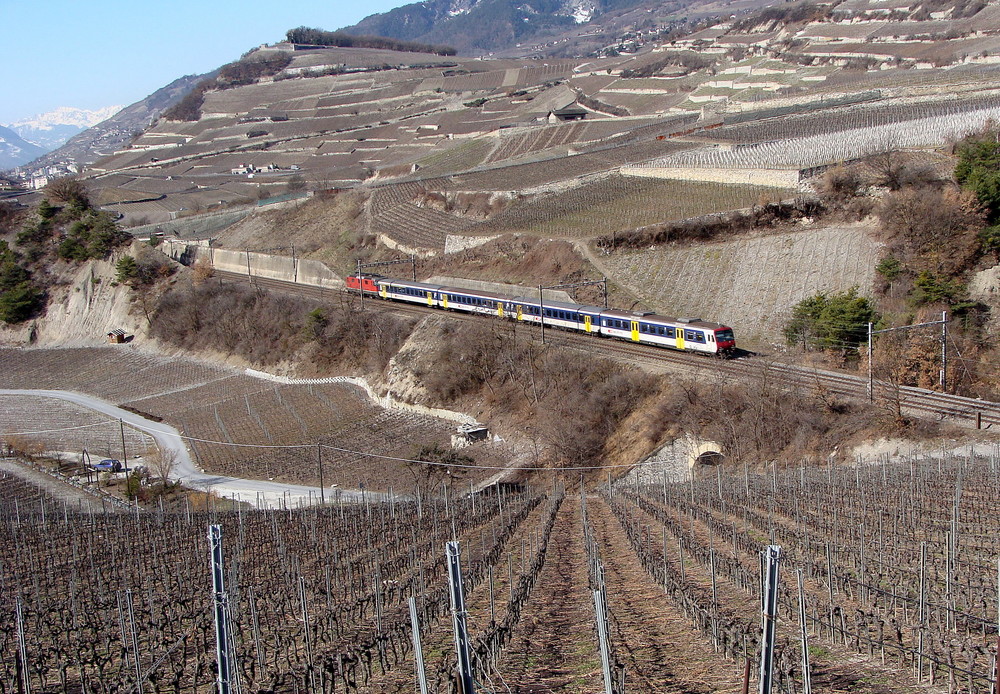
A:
[[346, 274, 736, 357]]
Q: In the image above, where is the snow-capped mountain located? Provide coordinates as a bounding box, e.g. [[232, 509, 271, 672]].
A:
[[6, 106, 122, 155]]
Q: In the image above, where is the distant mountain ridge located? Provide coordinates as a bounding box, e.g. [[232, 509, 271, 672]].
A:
[[7, 106, 123, 156], [340, 0, 646, 53], [0, 125, 48, 171], [20, 73, 209, 177]]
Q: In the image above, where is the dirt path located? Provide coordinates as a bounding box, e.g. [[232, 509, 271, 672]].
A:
[[493, 494, 605, 693], [588, 495, 747, 693]]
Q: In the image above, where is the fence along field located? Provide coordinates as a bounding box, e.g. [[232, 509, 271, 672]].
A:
[[4, 447, 999, 693]]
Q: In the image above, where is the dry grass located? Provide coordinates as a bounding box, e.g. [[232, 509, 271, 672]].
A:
[[215, 192, 366, 269]]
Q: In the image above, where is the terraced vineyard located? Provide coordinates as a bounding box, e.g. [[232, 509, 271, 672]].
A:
[[3, 447, 997, 693], [371, 203, 471, 253], [695, 95, 1000, 146], [0, 396, 154, 458], [0, 350, 503, 493], [468, 175, 795, 239]]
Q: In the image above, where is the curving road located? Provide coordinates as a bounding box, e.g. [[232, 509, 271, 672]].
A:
[[0, 389, 376, 509]]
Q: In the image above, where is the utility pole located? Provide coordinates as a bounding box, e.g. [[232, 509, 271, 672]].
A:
[[759, 545, 782, 694], [209, 525, 233, 694], [538, 285, 545, 344], [357, 258, 364, 310], [446, 542, 476, 694], [317, 444, 325, 505], [941, 310, 948, 393], [867, 322, 873, 402], [119, 419, 130, 475]]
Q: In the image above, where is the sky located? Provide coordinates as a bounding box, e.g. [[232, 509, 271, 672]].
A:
[[2, 0, 407, 125]]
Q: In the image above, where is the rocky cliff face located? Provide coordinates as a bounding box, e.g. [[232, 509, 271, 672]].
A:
[[0, 247, 156, 349]]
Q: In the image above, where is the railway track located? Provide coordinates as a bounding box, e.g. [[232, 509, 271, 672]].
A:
[[213, 270, 1000, 429]]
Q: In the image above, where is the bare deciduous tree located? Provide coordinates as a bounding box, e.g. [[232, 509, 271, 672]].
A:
[[146, 447, 178, 484]]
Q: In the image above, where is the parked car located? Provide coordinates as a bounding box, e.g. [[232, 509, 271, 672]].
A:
[[92, 459, 122, 472]]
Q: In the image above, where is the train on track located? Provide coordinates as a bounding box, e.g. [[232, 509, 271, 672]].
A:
[[346, 274, 737, 357]]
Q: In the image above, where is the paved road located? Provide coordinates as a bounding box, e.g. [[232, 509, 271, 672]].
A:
[[0, 389, 377, 509]]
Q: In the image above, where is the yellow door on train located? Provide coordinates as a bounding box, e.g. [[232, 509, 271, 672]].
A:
[[676, 329, 685, 350], [630, 321, 639, 342], [380, 285, 388, 299], [584, 315, 592, 333], [426, 291, 433, 307], [498, 303, 504, 318], [516, 305, 523, 320], [442, 294, 449, 309]]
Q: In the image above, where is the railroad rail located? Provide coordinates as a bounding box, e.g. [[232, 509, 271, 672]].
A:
[[212, 270, 1000, 429]]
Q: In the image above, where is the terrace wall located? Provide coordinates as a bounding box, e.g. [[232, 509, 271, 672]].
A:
[[161, 239, 343, 288], [622, 166, 801, 188]]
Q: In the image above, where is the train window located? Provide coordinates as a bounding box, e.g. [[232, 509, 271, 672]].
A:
[[640, 324, 647, 334]]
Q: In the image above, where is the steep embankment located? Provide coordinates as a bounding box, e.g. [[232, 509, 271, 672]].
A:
[[0, 256, 142, 347]]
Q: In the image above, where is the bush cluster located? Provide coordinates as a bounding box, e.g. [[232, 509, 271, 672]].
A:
[[784, 287, 879, 354], [0, 241, 44, 323], [596, 198, 822, 251], [619, 52, 712, 78], [150, 281, 412, 371], [285, 27, 456, 56], [164, 53, 293, 121], [414, 320, 655, 467]]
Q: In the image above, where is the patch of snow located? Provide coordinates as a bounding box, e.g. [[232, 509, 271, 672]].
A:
[[572, 3, 593, 23], [7, 105, 122, 131]]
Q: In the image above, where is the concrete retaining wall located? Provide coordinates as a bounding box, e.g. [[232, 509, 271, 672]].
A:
[[444, 234, 500, 254], [162, 239, 343, 289], [379, 234, 439, 258]]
